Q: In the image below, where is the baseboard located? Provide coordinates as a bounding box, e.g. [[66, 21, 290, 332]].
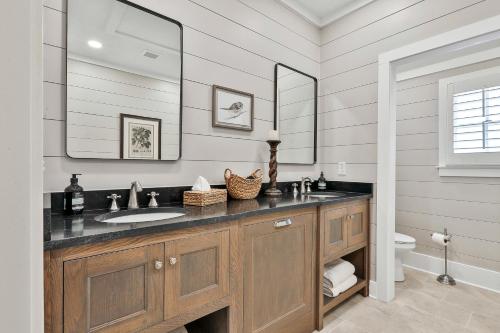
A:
[[369, 280, 377, 298], [404, 251, 500, 293]]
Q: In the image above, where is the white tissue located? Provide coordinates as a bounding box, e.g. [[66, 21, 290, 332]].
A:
[[192, 176, 211, 192], [431, 232, 447, 246]]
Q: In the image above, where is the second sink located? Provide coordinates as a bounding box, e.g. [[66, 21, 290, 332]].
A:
[[95, 207, 185, 224]]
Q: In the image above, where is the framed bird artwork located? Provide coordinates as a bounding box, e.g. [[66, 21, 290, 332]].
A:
[[212, 85, 254, 131]]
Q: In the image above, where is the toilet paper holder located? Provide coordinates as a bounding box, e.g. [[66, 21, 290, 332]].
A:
[[430, 229, 452, 245], [430, 228, 456, 286]]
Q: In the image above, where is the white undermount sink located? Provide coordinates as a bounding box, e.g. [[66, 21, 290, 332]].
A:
[[95, 207, 185, 223]]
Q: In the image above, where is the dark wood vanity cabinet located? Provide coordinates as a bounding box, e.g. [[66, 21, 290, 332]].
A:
[[241, 209, 316, 333], [45, 225, 235, 333], [63, 244, 164, 333], [45, 199, 370, 333]]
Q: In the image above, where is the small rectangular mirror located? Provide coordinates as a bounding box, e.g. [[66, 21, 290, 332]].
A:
[[66, 0, 182, 160], [275, 63, 317, 164]]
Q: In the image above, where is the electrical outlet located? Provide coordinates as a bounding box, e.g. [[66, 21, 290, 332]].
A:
[[337, 162, 347, 176]]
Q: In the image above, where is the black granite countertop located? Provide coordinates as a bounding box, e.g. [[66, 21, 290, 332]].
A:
[[44, 192, 371, 250]]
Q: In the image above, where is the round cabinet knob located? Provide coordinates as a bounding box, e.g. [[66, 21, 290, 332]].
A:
[[154, 260, 163, 270], [169, 257, 177, 265]]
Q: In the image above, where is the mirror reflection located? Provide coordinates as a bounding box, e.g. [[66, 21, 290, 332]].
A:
[[275, 64, 317, 164], [66, 0, 182, 160]]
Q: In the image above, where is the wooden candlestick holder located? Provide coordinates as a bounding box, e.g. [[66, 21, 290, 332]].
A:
[[265, 139, 282, 196]]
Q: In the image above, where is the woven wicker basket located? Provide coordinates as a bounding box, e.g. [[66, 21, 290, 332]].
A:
[[224, 168, 263, 200], [183, 189, 227, 206]]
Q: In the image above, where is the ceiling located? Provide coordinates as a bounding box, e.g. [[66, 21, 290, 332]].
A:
[[68, 0, 181, 81], [278, 0, 375, 27]]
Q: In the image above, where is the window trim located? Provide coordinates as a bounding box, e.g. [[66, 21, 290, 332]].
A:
[[438, 66, 500, 177]]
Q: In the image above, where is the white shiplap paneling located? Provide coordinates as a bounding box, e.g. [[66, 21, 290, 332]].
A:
[[395, 60, 500, 273], [43, 0, 320, 192], [320, 0, 500, 277]]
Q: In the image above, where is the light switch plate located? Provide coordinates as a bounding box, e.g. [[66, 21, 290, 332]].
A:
[[337, 162, 347, 176]]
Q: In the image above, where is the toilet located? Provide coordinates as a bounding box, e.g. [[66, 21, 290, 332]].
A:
[[394, 232, 416, 282]]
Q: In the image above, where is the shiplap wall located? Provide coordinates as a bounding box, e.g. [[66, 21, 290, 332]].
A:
[[66, 58, 181, 160], [43, 0, 320, 192], [396, 59, 500, 273], [320, 0, 500, 277]]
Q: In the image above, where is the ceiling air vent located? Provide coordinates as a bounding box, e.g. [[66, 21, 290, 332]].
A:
[[143, 50, 159, 59]]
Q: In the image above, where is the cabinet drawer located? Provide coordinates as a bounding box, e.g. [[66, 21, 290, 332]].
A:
[[63, 244, 164, 333], [164, 230, 230, 319]]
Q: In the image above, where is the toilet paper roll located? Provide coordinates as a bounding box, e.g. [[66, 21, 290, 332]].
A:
[[431, 232, 448, 246]]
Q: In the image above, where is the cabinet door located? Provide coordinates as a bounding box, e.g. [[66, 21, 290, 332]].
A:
[[323, 207, 348, 258], [165, 230, 230, 319], [347, 203, 368, 247], [243, 213, 314, 333], [63, 244, 164, 333]]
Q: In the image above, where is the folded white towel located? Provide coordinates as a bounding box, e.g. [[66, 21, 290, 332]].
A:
[[323, 259, 355, 287], [323, 274, 358, 298], [169, 326, 188, 333]]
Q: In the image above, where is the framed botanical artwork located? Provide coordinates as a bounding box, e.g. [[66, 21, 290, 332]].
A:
[[120, 114, 161, 160], [212, 85, 254, 131]]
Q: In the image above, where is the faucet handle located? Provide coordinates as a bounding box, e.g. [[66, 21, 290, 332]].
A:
[[107, 194, 121, 212], [147, 192, 159, 208]]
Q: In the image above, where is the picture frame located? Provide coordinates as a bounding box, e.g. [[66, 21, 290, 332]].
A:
[[120, 114, 161, 160], [212, 85, 254, 131]]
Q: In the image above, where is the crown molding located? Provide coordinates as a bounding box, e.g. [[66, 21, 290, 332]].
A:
[[278, 0, 375, 28]]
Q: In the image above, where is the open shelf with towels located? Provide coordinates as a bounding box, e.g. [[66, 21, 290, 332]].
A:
[[316, 200, 370, 330], [322, 278, 367, 314]]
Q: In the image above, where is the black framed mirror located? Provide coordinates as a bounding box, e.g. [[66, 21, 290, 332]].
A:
[[274, 63, 317, 164], [66, 0, 183, 161]]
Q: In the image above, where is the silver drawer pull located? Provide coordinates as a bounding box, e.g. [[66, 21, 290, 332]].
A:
[[274, 219, 292, 228]]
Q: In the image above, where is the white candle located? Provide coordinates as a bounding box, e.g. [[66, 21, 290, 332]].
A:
[[268, 129, 279, 141]]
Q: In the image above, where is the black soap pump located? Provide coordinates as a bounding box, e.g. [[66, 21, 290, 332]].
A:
[[318, 171, 327, 191], [64, 174, 85, 215]]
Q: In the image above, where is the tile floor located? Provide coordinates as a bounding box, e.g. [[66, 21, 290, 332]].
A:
[[319, 267, 500, 333]]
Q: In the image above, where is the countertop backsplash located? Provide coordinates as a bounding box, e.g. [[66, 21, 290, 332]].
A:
[[48, 181, 372, 213]]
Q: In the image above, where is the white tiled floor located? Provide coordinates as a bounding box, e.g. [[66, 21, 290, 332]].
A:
[[319, 267, 500, 333]]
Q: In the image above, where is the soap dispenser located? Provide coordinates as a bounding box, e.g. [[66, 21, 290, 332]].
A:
[[318, 171, 327, 190], [64, 174, 84, 215]]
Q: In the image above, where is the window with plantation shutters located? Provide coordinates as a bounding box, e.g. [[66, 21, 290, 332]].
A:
[[453, 86, 500, 154], [439, 66, 500, 177]]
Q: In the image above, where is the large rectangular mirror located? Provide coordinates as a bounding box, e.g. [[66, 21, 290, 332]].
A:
[[66, 0, 182, 160], [275, 63, 317, 164]]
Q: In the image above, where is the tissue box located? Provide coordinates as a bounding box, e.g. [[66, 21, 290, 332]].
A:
[[183, 189, 227, 206]]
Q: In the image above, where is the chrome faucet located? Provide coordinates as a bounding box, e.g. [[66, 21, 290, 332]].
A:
[[128, 181, 143, 209], [300, 177, 312, 194]]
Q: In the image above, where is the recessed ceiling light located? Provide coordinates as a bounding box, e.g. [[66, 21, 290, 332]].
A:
[[87, 40, 103, 49]]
